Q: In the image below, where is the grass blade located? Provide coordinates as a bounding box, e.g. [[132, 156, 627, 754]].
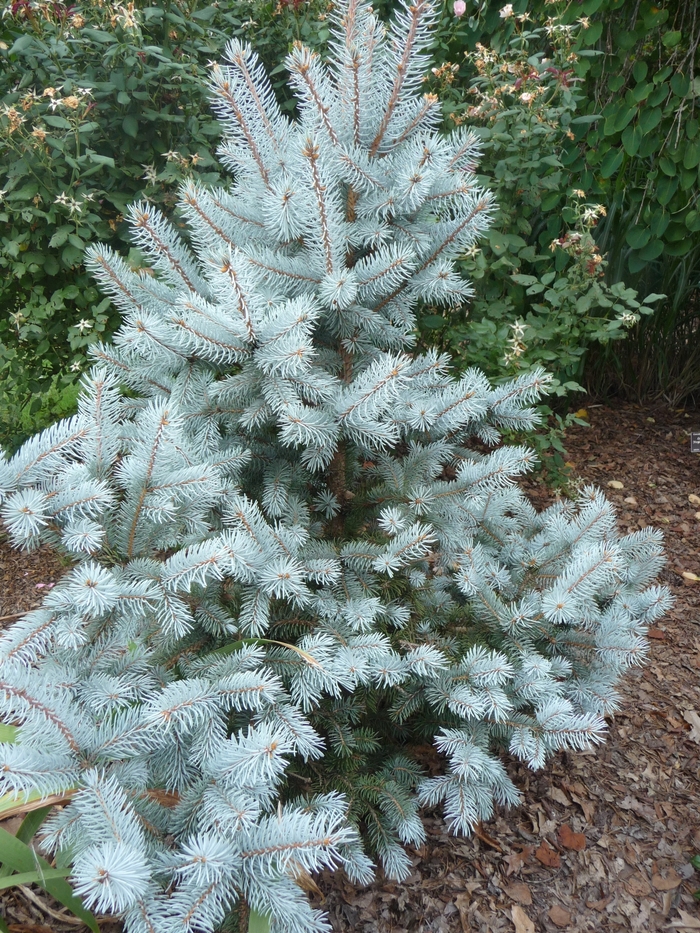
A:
[[0, 805, 54, 880], [0, 826, 98, 933], [248, 908, 272, 933], [0, 867, 69, 890]]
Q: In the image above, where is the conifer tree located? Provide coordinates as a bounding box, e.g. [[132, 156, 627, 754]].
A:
[[0, 2, 670, 931]]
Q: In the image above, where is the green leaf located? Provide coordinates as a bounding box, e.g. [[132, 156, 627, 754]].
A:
[[86, 150, 115, 168], [599, 148, 624, 179], [81, 27, 115, 43], [659, 156, 676, 176], [249, 909, 272, 933], [627, 252, 648, 274], [631, 82, 651, 103], [650, 210, 670, 238], [685, 210, 700, 232], [510, 274, 538, 286], [671, 73, 690, 97], [632, 62, 648, 83], [43, 115, 72, 129], [0, 827, 98, 932], [571, 115, 601, 124], [487, 230, 509, 255], [663, 239, 692, 256], [49, 228, 70, 249], [8, 34, 34, 54], [122, 115, 138, 138], [639, 108, 662, 134], [638, 239, 664, 261], [662, 31, 682, 48], [421, 315, 445, 330], [117, 91, 130, 105], [656, 175, 679, 206], [614, 106, 636, 133], [683, 142, 700, 170], [625, 226, 650, 250], [621, 125, 642, 157], [540, 193, 560, 211]]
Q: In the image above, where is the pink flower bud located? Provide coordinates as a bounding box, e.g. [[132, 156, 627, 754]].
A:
[[453, 1, 466, 16]]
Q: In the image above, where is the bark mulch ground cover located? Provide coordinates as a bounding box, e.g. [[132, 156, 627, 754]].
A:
[[0, 400, 698, 932]]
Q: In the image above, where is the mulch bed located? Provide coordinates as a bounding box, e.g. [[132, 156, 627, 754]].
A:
[[0, 401, 699, 933]]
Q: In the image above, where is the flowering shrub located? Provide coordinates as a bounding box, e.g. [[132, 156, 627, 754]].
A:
[[0, 0, 332, 451], [428, 0, 699, 405], [419, 3, 661, 398]]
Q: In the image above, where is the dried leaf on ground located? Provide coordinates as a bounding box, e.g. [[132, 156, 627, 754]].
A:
[[503, 882, 532, 906], [682, 710, 700, 743], [652, 870, 683, 891], [511, 904, 535, 933], [534, 841, 560, 868], [558, 823, 586, 851], [548, 904, 571, 927], [667, 909, 700, 930]]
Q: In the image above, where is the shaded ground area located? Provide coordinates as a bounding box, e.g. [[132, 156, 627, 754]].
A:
[[0, 401, 698, 932]]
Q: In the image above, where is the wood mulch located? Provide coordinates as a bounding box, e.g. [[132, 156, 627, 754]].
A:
[[0, 401, 699, 933]]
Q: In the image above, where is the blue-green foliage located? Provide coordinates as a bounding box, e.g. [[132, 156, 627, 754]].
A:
[[0, 3, 670, 931]]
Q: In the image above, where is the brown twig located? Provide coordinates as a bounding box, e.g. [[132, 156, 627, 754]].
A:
[[474, 821, 503, 852], [0, 612, 25, 622]]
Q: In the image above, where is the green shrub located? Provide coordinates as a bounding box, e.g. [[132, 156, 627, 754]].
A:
[[0, 0, 332, 451], [416, 1, 662, 400], [423, 0, 698, 403]]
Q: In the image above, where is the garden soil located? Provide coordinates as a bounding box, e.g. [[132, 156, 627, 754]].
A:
[[0, 401, 698, 933]]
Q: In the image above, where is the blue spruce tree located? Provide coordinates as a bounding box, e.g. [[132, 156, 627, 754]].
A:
[[0, 2, 670, 931]]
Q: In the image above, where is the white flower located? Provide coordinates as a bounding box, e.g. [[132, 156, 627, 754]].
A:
[[54, 192, 70, 206], [499, 3, 514, 18], [520, 92, 534, 103], [70, 361, 82, 372], [0, 189, 6, 202], [141, 163, 158, 185], [510, 320, 527, 341], [76, 319, 93, 333]]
